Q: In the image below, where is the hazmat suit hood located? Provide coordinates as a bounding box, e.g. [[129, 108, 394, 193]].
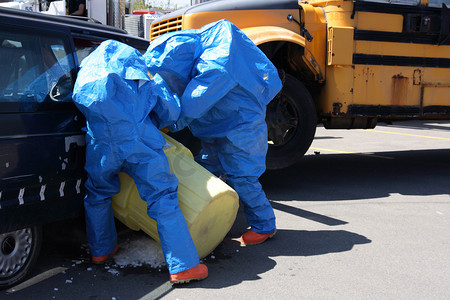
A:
[[73, 40, 180, 144]]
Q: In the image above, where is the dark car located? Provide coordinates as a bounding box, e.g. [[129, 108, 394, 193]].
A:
[[0, 7, 149, 289]]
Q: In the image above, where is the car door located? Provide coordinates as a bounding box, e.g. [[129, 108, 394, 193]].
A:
[[0, 19, 86, 232]]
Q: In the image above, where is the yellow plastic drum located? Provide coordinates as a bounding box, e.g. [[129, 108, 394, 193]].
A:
[[112, 133, 239, 259]]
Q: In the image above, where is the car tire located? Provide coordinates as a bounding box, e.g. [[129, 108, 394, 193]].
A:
[[0, 226, 42, 290], [266, 73, 317, 170]]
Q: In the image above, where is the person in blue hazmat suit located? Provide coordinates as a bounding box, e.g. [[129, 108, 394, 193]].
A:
[[72, 40, 208, 284], [144, 20, 282, 246]]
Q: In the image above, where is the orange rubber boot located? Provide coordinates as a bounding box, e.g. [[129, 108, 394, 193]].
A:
[[169, 264, 208, 284], [240, 230, 276, 246], [92, 244, 118, 264]]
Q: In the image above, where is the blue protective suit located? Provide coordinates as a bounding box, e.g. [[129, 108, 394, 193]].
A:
[[72, 40, 199, 274], [144, 20, 282, 234]]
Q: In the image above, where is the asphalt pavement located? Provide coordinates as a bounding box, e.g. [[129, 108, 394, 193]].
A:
[[2, 120, 450, 299]]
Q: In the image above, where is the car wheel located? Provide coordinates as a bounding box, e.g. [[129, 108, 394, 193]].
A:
[[0, 226, 42, 290], [266, 73, 317, 170]]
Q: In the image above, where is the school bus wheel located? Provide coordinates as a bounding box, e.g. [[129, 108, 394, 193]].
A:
[[266, 73, 317, 170]]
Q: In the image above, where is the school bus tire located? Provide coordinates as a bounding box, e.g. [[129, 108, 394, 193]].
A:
[[266, 73, 317, 170]]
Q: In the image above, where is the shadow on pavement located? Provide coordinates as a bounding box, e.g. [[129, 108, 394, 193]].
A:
[[177, 227, 371, 290], [270, 201, 348, 226], [261, 148, 450, 201]]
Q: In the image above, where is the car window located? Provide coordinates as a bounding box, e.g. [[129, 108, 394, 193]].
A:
[[0, 26, 76, 112], [73, 37, 149, 64], [73, 37, 102, 64]]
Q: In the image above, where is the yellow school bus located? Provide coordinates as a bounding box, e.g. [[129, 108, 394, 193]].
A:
[[150, 0, 450, 169]]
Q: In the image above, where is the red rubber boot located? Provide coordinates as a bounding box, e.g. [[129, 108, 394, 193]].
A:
[[169, 264, 208, 284], [240, 230, 276, 246], [91, 244, 118, 264]]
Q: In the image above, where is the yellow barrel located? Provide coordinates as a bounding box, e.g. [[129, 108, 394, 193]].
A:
[[112, 133, 239, 259]]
